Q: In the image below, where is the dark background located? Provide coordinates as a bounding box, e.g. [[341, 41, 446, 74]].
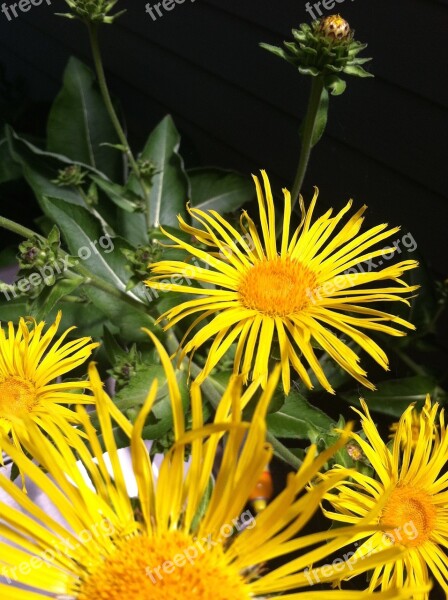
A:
[[0, 3, 447, 596], [0, 0, 447, 276]]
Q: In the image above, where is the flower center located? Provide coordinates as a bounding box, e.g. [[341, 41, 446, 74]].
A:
[[0, 376, 37, 419], [238, 257, 317, 317], [77, 531, 250, 600], [380, 486, 437, 548]]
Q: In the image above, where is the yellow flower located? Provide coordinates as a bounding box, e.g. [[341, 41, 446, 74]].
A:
[[145, 170, 418, 393], [322, 396, 447, 599], [0, 331, 411, 600], [0, 311, 98, 453], [389, 401, 436, 449]]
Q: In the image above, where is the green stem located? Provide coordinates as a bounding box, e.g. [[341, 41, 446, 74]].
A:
[[266, 432, 302, 470], [189, 359, 302, 470], [74, 262, 148, 313], [290, 76, 326, 209], [87, 22, 151, 223], [87, 23, 139, 176], [0, 216, 45, 241]]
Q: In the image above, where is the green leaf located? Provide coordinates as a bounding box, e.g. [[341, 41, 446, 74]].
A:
[[38, 196, 155, 341], [267, 390, 334, 439], [39, 196, 138, 295], [102, 325, 129, 364], [343, 65, 374, 78], [0, 297, 28, 322], [5, 126, 96, 207], [324, 75, 346, 96], [30, 275, 84, 321], [47, 57, 122, 180], [259, 43, 288, 61], [113, 364, 169, 411], [189, 168, 254, 214], [310, 87, 329, 147], [127, 115, 189, 229], [108, 363, 189, 441], [90, 174, 141, 213], [340, 376, 444, 418], [0, 137, 22, 183], [82, 287, 155, 342]]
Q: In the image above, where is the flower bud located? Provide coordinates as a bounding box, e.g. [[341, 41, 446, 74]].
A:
[[318, 14, 351, 41]]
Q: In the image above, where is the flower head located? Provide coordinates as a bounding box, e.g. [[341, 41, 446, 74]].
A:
[[0, 331, 409, 600], [0, 311, 98, 453], [388, 400, 437, 449], [146, 171, 418, 394], [323, 396, 448, 599]]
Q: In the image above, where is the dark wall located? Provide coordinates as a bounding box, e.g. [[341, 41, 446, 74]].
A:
[[1, 0, 447, 273]]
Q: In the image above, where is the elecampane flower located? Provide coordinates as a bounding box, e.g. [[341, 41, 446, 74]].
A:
[[322, 396, 448, 599], [145, 170, 418, 394], [0, 311, 98, 452], [0, 331, 410, 600]]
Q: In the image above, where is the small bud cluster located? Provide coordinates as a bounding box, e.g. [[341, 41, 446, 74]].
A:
[[108, 345, 144, 391], [122, 243, 164, 291], [58, 0, 125, 24], [18, 229, 60, 272], [52, 165, 87, 187]]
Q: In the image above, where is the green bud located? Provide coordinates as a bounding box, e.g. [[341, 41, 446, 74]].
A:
[[17, 236, 59, 271], [57, 0, 125, 24], [122, 243, 164, 285], [52, 164, 87, 187], [108, 345, 144, 391], [137, 159, 159, 180], [261, 15, 373, 95]]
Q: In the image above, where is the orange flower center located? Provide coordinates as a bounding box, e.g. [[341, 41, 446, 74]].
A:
[[78, 532, 250, 600], [380, 486, 437, 548], [0, 376, 37, 419], [238, 257, 317, 317]]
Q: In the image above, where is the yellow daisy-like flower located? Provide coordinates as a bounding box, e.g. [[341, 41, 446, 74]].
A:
[[388, 402, 437, 449], [0, 311, 98, 452], [0, 331, 411, 600], [322, 396, 448, 599], [145, 170, 418, 394]]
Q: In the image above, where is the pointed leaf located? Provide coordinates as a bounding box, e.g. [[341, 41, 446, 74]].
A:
[[311, 87, 329, 147], [189, 168, 254, 214], [340, 376, 443, 418], [127, 115, 189, 228], [47, 57, 122, 180], [267, 391, 334, 439]]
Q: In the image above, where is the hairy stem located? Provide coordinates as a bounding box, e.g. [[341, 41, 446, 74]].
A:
[[290, 76, 326, 208]]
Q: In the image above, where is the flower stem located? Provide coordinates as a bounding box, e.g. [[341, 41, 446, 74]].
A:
[[87, 22, 151, 222], [188, 360, 302, 470], [87, 23, 138, 174], [266, 431, 302, 470], [0, 216, 43, 241], [290, 76, 326, 209]]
